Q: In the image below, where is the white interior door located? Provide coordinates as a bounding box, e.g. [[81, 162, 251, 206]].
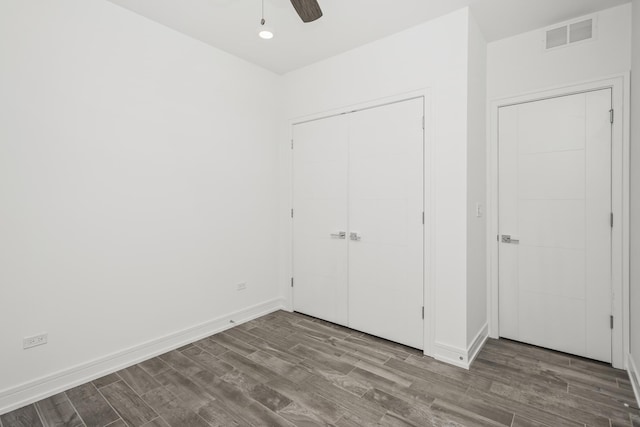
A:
[[498, 89, 612, 362], [292, 115, 349, 326], [348, 99, 424, 349]]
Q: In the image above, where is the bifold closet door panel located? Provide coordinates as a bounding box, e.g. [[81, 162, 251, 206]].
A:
[[292, 115, 349, 326], [347, 98, 424, 349]]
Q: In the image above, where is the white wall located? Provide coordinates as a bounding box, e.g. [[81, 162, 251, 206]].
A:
[[488, 4, 632, 100], [282, 8, 483, 364], [466, 13, 488, 347], [0, 0, 281, 409], [630, 0, 640, 394]]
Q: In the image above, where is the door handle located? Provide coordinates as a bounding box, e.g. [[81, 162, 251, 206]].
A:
[[349, 232, 361, 241], [501, 235, 519, 244], [330, 231, 346, 239]]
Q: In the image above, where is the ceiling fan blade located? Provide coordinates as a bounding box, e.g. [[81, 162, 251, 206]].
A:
[[290, 0, 323, 23]]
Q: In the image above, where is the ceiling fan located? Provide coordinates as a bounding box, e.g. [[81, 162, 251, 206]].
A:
[[289, 0, 323, 23], [258, 0, 322, 39]]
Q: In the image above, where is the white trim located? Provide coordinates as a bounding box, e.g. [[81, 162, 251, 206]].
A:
[[433, 323, 488, 370], [628, 352, 640, 408], [433, 342, 469, 369], [424, 91, 436, 358], [0, 298, 285, 416], [468, 323, 489, 365], [286, 88, 434, 356], [288, 89, 430, 126], [486, 73, 630, 369]]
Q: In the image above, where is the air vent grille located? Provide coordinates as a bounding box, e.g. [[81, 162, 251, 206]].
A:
[[570, 19, 593, 43], [545, 18, 594, 51], [546, 26, 568, 49]]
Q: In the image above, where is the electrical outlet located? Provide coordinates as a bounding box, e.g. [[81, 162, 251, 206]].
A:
[[236, 282, 247, 291], [23, 333, 48, 349]]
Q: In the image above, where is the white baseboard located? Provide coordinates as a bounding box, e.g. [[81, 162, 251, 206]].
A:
[[433, 323, 488, 370], [281, 297, 293, 312], [433, 342, 469, 369], [628, 352, 640, 409], [0, 298, 286, 415], [467, 323, 489, 366]]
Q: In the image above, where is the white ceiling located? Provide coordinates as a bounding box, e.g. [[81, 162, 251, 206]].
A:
[[106, 0, 630, 74]]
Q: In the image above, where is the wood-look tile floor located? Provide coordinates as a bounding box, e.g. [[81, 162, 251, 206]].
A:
[[1, 310, 639, 427]]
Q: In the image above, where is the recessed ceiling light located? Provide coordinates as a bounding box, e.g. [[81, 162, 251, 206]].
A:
[[258, 26, 274, 40]]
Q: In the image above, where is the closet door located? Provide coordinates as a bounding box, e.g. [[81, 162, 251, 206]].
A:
[[292, 115, 349, 326], [348, 98, 424, 349]]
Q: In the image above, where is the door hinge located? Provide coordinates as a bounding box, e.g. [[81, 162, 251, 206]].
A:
[[610, 315, 614, 329], [422, 212, 425, 225], [609, 109, 614, 124], [291, 277, 294, 288], [291, 208, 294, 218], [610, 212, 613, 228], [422, 116, 425, 130], [291, 140, 294, 149], [421, 306, 424, 319]]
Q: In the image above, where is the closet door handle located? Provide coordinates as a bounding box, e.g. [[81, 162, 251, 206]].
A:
[[330, 231, 346, 239], [349, 232, 361, 241], [501, 234, 519, 244]]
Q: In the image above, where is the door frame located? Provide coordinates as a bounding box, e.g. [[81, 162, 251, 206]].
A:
[[286, 88, 434, 356], [487, 74, 630, 369]]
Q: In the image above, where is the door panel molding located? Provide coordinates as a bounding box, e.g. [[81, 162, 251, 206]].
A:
[[487, 74, 630, 369]]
